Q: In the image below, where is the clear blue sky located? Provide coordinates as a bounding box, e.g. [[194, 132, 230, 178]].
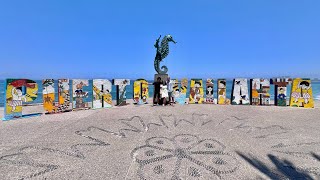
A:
[[0, 0, 319, 80]]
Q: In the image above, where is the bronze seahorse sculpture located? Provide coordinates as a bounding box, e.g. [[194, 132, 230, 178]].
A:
[[154, 35, 177, 74]]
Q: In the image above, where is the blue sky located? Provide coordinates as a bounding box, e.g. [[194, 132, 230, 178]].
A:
[[0, 0, 319, 80]]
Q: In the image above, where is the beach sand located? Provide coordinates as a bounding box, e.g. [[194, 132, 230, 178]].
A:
[[0, 99, 320, 179]]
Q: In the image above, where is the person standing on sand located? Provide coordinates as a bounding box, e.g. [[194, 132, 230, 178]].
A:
[[160, 82, 169, 106], [167, 77, 174, 106], [153, 77, 162, 105]]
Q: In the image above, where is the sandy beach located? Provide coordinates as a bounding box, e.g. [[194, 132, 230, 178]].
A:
[[0, 99, 320, 179]]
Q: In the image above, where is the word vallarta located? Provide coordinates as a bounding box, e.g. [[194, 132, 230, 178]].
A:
[[2, 78, 314, 121]]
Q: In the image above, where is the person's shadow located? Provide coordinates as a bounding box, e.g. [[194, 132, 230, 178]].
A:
[[236, 151, 316, 179], [311, 152, 320, 161]]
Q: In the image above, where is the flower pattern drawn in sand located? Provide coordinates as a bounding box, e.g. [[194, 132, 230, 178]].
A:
[[131, 134, 239, 179], [0, 113, 296, 179]]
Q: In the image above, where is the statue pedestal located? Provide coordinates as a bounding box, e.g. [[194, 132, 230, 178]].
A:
[[153, 74, 168, 105], [154, 74, 168, 83]]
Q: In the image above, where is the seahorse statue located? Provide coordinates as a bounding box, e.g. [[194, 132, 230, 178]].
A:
[[154, 35, 177, 74]]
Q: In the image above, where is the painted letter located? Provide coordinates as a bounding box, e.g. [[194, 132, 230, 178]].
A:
[[133, 79, 149, 105], [271, 78, 292, 106], [93, 79, 112, 109], [113, 79, 130, 106], [172, 79, 180, 104], [289, 78, 314, 108], [205, 79, 214, 104], [189, 79, 204, 104], [43, 79, 56, 113], [171, 78, 188, 105], [4, 79, 40, 120], [231, 78, 250, 105], [43, 79, 72, 113], [217, 79, 227, 105], [72, 79, 91, 110], [250, 79, 271, 105]]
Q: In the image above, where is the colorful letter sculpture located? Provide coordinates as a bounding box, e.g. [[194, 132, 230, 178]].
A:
[[113, 79, 130, 106], [133, 79, 149, 105], [1, 76, 318, 121], [205, 79, 214, 104], [57, 79, 72, 112], [231, 78, 250, 105], [289, 78, 314, 108], [217, 79, 227, 105], [173, 78, 188, 105], [172, 79, 179, 93], [43, 79, 72, 114], [4, 79, 39, 120], [271, 78, 292, 106], [250, 79, 271, 105], [72, 79, 91, 110], [171, 79, 179, 103], [43, 79, 56, 113], [93, 79, 112, 109], [189, 79, 204, 104]]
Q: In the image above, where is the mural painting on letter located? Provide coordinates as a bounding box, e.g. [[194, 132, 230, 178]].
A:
[[93, 79, 112, 109], [173, 78, 188, 104], [43, 79, 56, 113], [217, 79, 227, 105], [271, 78, 292, 106], [57, 79, 72, 112], [189, 79, 204, 104], [232, 78, 250, 105], [4, 79, 40, 120], [251, 79, 271, 105], [205, 78, 214, 104], [113, 79, 130, 106], [171, 79, 179, 103], [179, 78, 188, 104], [43, 79, 72, 113], [289, 78, 314, 108], [72, 79, 92, 110], [133, 79, 149, 105]]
